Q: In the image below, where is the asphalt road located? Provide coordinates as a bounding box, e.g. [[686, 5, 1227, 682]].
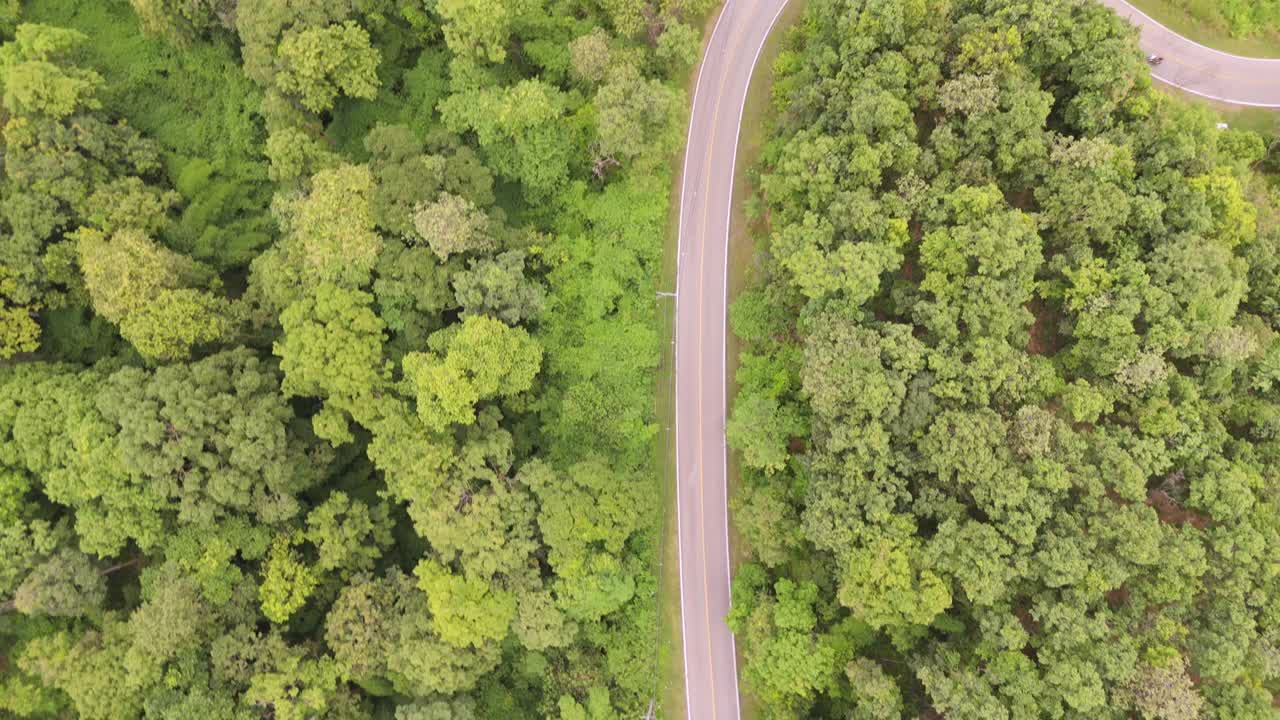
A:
[[1098, 0, 1280, 107], [672, 2, 1278, 719], [674, 1, 791, 719]]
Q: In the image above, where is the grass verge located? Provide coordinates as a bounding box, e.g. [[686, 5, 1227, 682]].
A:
[[1153, 83, 1280, 140], [1210, 104, 1280, 139], [1123, 0, 1280, 57]]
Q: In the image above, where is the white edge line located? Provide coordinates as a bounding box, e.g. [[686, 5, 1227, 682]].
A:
[[719, 2, 793, 719], [1151, 72, 1280, 108], [675, 4, 737, 720], [1106, 0, 1280, 62]]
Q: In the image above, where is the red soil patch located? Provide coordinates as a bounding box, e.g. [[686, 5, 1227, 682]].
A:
[[1146, 489, 1210, 530], [1014, 605, 1042, 636], [1005, 188, 1036, 211], [1105, 587, 1131, 609], [1026, 298, 1064, 356]]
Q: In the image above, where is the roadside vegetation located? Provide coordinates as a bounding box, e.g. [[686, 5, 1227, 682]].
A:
[[1126, 0, 1280, 56], [728, 0, 1280, 717], [0, 0, 712, 717]]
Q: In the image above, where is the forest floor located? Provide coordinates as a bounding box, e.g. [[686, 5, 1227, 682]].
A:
[[1124, 0, 1280, 57]]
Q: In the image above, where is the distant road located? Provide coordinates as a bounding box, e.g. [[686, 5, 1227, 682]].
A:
[[673, 1, 1278, 719], [673, 1, 790, 719], [1098, 0, 1280, 107]]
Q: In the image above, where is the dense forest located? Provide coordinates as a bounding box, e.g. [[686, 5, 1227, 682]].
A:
[[0, 0, 709, 717], [728, 0, 1280, 718]]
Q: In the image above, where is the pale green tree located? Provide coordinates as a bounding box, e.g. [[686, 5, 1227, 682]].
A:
[[13, 549, 105, 618], [452, 250, 545, 324], [412, 192, 493, 261], [280, 163, 382, 288], [275, 22, 381, 113], [402, 315, 541, 430], [569, 28, 611, 85], [594, 63, 681, 164], [436, 0, 539, 62], [76, 228, 195, 324], [118, 288, 233, 362], [0, 24, 103, 118]]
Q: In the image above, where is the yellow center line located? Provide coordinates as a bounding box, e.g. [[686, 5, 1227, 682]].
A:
[[692, 2, 757, 718]]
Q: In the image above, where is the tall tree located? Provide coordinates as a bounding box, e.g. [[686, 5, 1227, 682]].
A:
[[402, 315, 541, 431], [274, 21, 381, 113]]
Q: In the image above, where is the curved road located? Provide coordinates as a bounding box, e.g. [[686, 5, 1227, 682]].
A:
[[674, 1, 790, 719], [673, 2, 1279, 719], [1099, 0, 1280, 107]]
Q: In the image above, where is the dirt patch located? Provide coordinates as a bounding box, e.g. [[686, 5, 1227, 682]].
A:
[[1146, 489, 1210, 530], [1105, 587, 1130, 609], [1104, 487, 1133, 506], [1014, 605, 1041, 636], [1026, 299, 1064, 356], [900, 224, 923, 282], [1005, 187, 1036, 211]]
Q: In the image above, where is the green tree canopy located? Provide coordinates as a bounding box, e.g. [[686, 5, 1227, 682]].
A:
[[274, 21, 380, 113], [403, 315, 541, 431], [728, 0, 1280, 717]]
